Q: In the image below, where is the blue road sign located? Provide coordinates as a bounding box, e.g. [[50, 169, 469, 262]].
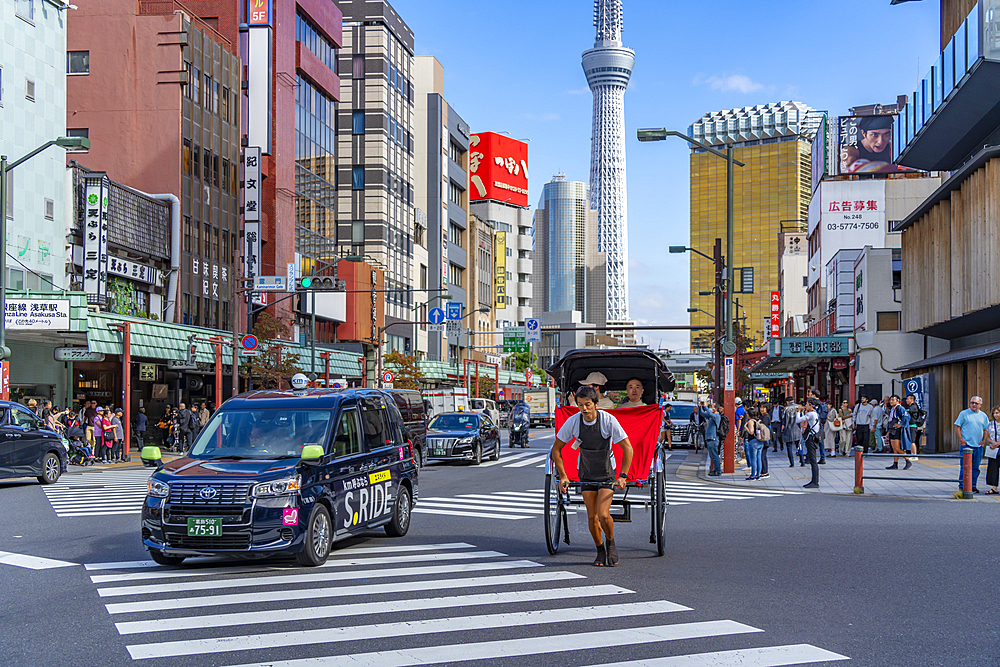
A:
[[446, 302, 463, 320], [428, 307, 445, 325], [525, 318, 541, 343]]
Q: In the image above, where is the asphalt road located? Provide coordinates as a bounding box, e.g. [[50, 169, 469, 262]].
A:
[[0, 427, 997, 667]]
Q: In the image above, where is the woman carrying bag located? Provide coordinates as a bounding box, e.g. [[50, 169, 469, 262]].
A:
[[985, 406, 1000, 495]]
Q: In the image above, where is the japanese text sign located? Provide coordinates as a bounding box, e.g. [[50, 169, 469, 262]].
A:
[[83, 177, 110, 304], [244, 147, 261, 222], [468, 132, 529, 207]]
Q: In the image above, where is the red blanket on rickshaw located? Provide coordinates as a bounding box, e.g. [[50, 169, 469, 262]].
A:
[[554, 405, 663, 483]]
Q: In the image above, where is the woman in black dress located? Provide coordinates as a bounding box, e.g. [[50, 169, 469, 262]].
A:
[[551, 385, 634, 567]]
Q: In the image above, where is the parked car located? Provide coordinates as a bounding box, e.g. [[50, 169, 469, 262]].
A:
[[0, 400, 69, 485], [388, 389, 428, 467], [425, 412, 501, 465]]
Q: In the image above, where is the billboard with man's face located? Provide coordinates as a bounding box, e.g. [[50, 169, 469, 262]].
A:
[[838, 115, 915, 174]]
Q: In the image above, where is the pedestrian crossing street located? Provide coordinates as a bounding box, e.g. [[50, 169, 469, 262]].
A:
[[84, 540, 849, 666], [413, 482, 803, 520], [42, 468, 152, 517]]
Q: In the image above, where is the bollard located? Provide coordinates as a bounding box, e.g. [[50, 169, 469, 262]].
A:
[[853, 446, 864, 494], [961, 446, 973, 499]]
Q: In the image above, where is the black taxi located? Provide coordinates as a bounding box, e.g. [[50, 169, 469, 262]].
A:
[[140, 388, 418, 566]]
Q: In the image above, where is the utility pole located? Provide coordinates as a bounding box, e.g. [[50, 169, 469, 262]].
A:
[[714, 237, 723, 405]]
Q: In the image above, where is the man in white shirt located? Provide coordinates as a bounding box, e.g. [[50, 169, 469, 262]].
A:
[[853, 396, 875, 453], [796, 399, 821, 489]]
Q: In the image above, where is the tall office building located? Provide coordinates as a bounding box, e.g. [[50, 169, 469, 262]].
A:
[[583, 0, 634, 322], [337, 0, 416, 351], [688, 101, 821, 349], [532, 176, 606, 328]]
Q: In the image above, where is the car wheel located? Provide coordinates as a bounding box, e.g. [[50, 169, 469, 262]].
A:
[[384, 485, 412, 537], [37, 453, 61, 485], [295, 504, 332, 567], [472, 442, 482, 465], [414, 446, 423, 468], [149, 549, 185, 566], [488, 440, 500, 461]]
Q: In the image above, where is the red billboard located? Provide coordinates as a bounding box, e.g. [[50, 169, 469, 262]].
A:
[[468, 132, 529, 207], [770, 291, 781, 337]]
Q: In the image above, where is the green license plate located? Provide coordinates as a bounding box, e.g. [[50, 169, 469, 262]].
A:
[[187, 517, 222, 537], [433, 448, 446, 456]]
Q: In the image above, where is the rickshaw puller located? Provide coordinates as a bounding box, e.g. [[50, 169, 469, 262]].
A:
[[551, 386, 634, 567]]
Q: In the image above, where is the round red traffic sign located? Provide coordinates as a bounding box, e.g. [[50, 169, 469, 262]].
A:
[[383, 371, 394, 383], [241, 334, 259, 351], [525, 368, 533, 380]]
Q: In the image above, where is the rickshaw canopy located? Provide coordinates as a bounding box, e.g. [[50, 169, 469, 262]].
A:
[[545, 348, 676, 405]]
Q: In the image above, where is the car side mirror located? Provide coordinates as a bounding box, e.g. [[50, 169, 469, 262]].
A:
[[300, 445, 324, 465], [140, 446, 163, 469]]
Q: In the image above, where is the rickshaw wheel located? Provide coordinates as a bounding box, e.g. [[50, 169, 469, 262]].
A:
[[655, 456, 667, 556], [543, 472, 562, 555]]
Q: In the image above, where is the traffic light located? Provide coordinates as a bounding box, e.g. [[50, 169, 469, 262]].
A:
[[296, 276, 345, 291], [186, 335, 197, 365]]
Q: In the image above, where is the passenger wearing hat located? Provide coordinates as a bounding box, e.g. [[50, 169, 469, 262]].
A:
[[580, 372, 615, 410]]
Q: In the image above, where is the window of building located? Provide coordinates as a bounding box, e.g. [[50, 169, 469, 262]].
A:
[[15, 0, 33, 22], [353, 55, 365, 79], [876, 311, 901, 332], [203, 149, 212, 182], [7, 268, 24, 290], [192, 67, 200, 104], [352, 221, 364, 243], [296, 12, 336, 72], [221, 86, 230, 121], [25, 78, 35, 101], [448, 181, 464, 207], [352, 166, 365, 190], [66, 128, 89, 152], [414, 222, 425, 248], [182, 139, 191, 174], [203, 223, 211, 256], [448, 263, 464, 288], [213, 228, 220, 259], [183, 216, 192, 252], [449, 223, 463, 246], [352, 111, 365, 134], [212, 79, 220, 114], [221, 158, 229, 191], [67, 51, 89, 75], [213, 153, 220, 186], [419, 264, 427, 290], [449, 142, 464, 164], [44, 199, 53, 220]]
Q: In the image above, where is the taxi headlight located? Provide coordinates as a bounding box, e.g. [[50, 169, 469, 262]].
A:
[[457, 436, 474, 445], [252, 475, 301, 498], [147, 479, 169, 498]]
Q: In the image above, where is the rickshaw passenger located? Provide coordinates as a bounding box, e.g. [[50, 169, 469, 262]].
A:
[[581, 372, 615, 409], [551, 385, 634, 567], [617, 378, 646, 408]]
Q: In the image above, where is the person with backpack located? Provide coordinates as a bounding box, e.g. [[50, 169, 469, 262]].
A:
[[796, 399, 821, 488], [704, 402, 723, 476], [741, 406, 770, 481], [781, 396, 802, 467], [885, 395, 912, 470], [905, 394, 926, 457]]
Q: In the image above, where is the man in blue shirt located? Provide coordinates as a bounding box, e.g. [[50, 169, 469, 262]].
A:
[[704, 403, 723, 477], [955, 396, 990, 493]]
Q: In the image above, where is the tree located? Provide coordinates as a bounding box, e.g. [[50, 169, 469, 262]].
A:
[[384, 351, 424, 390], [514, 349, 545, 379], [471, 373, 496, 398], [240, 312, 303, 389]]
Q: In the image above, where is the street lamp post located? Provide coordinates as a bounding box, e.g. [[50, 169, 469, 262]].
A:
[[671, 238, 724, 404], [646, 127, 744, 473], [0, 136, 90, 362]]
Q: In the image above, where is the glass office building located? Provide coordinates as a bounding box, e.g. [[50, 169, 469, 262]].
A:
[[688, 102, 820, 350]]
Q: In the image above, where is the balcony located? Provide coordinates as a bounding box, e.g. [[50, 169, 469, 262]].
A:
[[516, 234, 533, 252], [895, 2, 1000, 171], [516, 258, 533, 275]]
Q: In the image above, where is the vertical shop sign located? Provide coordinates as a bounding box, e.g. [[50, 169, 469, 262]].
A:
[[495, 231, 507, 309], [770, 291, 781, 337], [83, 176, 110, 304]]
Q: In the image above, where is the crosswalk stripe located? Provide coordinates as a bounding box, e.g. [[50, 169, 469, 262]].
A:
[[219, 620, 763, 667], [98, 560, 542, 597], [105, 570, 585, 614], [116, 584, 638, 635], [125, 600, 692, 659], [0, 550, 78, 570], [413, 507, 531, 520], [505, 454, 549, 467], [86, 541, 476, 571], [417, 501, 543, 515], [594, 644, 850, 667], [453, 493, 548, 506], [477, 451, 535, 467], [42, 469, 154, 517], [91, 550, 507, 584]]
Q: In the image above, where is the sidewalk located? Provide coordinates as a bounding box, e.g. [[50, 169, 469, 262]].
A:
[[67, 451, 184, 472], [691, 448, 999, 502]]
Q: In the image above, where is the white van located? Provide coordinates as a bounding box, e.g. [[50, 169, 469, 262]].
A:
[[469, 398, 500, 426]]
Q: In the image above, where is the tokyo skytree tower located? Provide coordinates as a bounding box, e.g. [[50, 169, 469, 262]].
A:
[[583, 0, 634, 322]]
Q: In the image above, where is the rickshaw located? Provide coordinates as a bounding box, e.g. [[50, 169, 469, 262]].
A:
[[543, 348, 676, 557]]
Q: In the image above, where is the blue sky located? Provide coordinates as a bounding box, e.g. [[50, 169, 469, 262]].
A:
[[393, 0, 940, 351]]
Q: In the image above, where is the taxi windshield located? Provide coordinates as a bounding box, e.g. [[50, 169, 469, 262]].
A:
[[428, 414, 479, 431], [188, 409, 333, 459]]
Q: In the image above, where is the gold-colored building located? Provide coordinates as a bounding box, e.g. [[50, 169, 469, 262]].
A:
[[688, 102, 819, 350]]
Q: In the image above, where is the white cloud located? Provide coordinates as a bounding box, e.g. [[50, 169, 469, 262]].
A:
[[694, 73, 766, 94], [520, 112, 561, 122]]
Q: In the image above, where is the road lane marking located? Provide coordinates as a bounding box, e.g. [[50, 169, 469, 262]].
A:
[[477, 451, 535, 467], [0, 550, 77, 570], [97, 560, 543, 597], [125, 601, 693, 659], [416, 501, 544, 514], [105, 571, 585, 614], [506, 454, 550, 467], [593, 644, 849, 667], [413, 507, 532, 520], [217, 620, 762, 667], [115, 584, 638, 634]]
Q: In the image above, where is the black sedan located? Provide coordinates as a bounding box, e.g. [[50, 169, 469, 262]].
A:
[[425, 412, 501, 465], [0, 401, 69, 485]]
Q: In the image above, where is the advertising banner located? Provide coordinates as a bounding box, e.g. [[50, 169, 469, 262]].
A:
[[495, 231, 507, 309], [244, 222, 261, 284], [83, 176, 110, 304], [108, 256, 157, 284], [811, 115, 827, 191], [244, 147, 261, 221], [468, 133, 529, 207], [838, 115, 916, 174], [770, 291, 781, 337], [809, 180, 886, 290]]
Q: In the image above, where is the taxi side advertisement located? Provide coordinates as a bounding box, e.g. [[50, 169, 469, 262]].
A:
[[337, 469, 395, 530]]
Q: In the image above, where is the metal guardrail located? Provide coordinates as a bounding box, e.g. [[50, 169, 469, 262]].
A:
[[852, 446, 977, 498]]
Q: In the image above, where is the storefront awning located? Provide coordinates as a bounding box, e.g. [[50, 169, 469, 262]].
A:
[[750, 336, 854, 374], [896, 341, 1000, 372]]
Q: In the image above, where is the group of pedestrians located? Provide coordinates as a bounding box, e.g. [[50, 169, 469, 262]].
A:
[[157, 402, 211, 453]]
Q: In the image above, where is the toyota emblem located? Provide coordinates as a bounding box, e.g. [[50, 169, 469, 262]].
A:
[[199, 487, 218, 500]]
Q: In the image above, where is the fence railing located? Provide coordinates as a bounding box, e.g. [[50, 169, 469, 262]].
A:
[[852, 446, 976, 498]]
